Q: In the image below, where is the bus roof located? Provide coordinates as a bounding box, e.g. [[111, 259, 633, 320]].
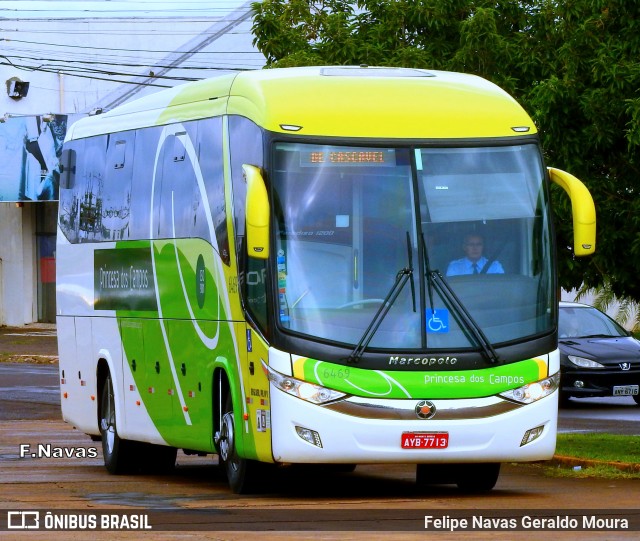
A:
[[66, 66, 537, 141]]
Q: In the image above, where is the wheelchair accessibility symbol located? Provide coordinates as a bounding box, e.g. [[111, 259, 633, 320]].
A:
[[426, 309, 449, 333]]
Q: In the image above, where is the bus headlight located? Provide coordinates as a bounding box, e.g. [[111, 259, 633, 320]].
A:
[[499, 372, 560, 404], [262, 361, 348, 405]]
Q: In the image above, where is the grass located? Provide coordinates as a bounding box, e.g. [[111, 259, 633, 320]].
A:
[[546, 463, 640, 479], [538, 433, 640, 479], [555, 433, 640, 464], [0, 353, 58, 364]]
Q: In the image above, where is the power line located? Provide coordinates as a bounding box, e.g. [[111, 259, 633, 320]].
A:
[[0, 4, 253, 15], [94, 0, 256, 109], [1, 52, 261, 71], [0, 28, 255, 37], [0, 37, 261, 55], [0, 59, 177, 87], [0, 55, 250, 77], [0, 15, 255, 24], [0, 1, 264, 106]]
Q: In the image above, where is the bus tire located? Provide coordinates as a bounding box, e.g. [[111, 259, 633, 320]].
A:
[[218, 393, 268, 494], [99, 372, 137, 474], [455, 463, 501, 492]]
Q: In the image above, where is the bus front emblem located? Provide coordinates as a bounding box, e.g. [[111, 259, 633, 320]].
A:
[[415, 400, 436, 420]]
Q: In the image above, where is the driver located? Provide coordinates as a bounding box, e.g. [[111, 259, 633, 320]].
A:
[[446, 234, 504, 276]]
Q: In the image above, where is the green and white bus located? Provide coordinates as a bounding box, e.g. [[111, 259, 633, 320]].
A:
[[57, 66, 595, 493]]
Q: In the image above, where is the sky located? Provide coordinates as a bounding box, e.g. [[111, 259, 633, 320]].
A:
[[0, 1, 255, 18], [0, 0, 265, 114]]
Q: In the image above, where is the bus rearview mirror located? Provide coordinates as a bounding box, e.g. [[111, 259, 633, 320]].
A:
[[59, 148, 77, 189], [548, 167, 596, 256], [243, 164, 270, 260]]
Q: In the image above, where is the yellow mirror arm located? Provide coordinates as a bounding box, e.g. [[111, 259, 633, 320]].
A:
[[548, 167, 596, 256], [243, 164, 270, 259]]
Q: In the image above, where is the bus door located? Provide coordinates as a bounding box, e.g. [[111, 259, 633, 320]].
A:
[[237, 324, 273, 462]]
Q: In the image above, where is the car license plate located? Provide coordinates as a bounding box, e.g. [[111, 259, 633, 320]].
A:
[[401, 432, 449, 449], [613, 385, 639, 396]]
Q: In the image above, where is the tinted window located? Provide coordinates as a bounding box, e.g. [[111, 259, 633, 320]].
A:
[[61, 118, 229, 260], [58, 135, 109, 243], [101, 132, 134, 241], [559, 306, 627, 338], [228, 116, 267, 332], [196, 117, 229, 264]]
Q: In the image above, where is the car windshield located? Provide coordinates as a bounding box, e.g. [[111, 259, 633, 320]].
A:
[[559, 306, 628, 338], [271, 142, 554, 351]]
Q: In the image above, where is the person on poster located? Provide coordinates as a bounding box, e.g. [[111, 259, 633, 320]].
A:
[[36, 116, 67, 201]]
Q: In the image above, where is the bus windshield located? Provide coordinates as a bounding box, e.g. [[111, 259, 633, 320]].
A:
[[272, 142, 554, 352]]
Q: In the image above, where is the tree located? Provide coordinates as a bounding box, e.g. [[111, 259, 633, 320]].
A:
[[576, 282, 640, 333], [251, 0, 640, 300]]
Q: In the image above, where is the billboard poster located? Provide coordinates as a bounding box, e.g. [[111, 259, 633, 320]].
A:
[[0, 115, 67, 202]]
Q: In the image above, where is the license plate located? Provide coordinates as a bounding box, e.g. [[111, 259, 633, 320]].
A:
[[401, 432, 449, 449], [613, 385, 639, 396]]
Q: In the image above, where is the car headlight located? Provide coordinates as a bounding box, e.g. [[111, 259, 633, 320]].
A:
[[499, 372, 560, 404], [262, 361, 348, 405], [568, 355, 605, 369]]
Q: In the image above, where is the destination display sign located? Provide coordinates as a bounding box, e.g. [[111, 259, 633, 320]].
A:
[[299, 148, 396, 167]]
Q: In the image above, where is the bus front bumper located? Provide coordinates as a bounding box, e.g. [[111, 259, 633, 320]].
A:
[[269, 387, 558, 464]]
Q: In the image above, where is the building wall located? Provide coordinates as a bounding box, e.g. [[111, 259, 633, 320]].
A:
[[0, 2, 263, 116], [0, 203, 36, 325], [0, 1, 264, 325]]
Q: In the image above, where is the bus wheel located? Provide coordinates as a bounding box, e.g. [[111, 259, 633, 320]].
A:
[[455, 463, 501, 492], [218, 394, 266, 494], [99, 372, 136, 474]]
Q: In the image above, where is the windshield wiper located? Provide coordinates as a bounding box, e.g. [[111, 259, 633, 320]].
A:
[[347, 267, 413, 363], [347, 233, 415, 364], [421, 234, 500, 364], [406, 231, 416, 313]]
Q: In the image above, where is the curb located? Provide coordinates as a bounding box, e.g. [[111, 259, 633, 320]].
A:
[[551, 454, 640, 473]]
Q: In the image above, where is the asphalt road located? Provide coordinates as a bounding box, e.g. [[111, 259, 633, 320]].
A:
[[1, 362, 639, 539], [0, 363, 60, 421], [558, 396, 640, 436]]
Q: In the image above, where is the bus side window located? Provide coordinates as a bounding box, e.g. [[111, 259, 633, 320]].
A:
[[59, 141, 83, 243], [229, 116, 263, 255], [196, 117, 229, 265], [229, 116, 268, 334], [129, 126, 160, 240], [155, 127, 200, 240], [70, 135, 108, 242], [102, 133, 134, 241]]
